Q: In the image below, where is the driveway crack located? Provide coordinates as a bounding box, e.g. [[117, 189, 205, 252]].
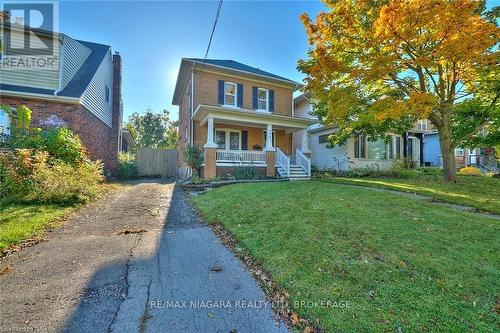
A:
[[107, 233, 143, 333]]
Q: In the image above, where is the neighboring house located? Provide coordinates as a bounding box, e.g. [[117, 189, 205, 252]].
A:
[[173, 58, 316, 179], [0, 24, 122, 175], [120, 128, 136, 153], [293, 94, 434, 171], [424, 133, 498, 171]]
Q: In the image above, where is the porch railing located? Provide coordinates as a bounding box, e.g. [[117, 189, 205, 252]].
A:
[[216, 150, 266, 165], [275, 148, 290, 177], [296, 149, 311, 176]]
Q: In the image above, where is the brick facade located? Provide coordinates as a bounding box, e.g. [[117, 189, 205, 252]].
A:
[[0, 53, 123, 176], [193, 121, 292, 155], [1, 97, 118, 173], [193, 70, 293, 116]]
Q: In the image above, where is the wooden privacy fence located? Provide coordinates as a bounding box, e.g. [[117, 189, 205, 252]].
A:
[[136, 148, 178, 178]]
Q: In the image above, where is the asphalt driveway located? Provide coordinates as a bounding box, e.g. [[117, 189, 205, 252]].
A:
[[0, 180, 288, 333]]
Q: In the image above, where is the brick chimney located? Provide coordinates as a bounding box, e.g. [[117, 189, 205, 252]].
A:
[[108, 51, 123, 176]]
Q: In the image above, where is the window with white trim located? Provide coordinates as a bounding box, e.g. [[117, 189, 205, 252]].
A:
[[366, 138, 388, 160], [224, 82, 237, 107], [215, 129, 241, 150], [455, 148, 465, 156], [417, 119, 428, 131], [0, 109, 10, 137], [257, 88, 269, 111]]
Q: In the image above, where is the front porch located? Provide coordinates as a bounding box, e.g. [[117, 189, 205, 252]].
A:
[[193, 104, 316, 179]]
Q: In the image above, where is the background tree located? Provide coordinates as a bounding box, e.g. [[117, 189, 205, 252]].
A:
[[298, 0, 499, 181], [124, 109, 178, 149]]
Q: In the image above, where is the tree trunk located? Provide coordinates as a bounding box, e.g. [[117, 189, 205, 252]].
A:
[[438, 125, 456, 182]]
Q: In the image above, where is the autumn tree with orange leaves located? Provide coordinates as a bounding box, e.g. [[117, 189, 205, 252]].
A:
[[298, 0, 499, 182]]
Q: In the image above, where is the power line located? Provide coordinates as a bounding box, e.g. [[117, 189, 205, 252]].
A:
[[203, 0, 223, 60]]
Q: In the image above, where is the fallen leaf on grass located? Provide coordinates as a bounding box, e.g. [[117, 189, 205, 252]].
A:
[[291, 313, 300, 325]]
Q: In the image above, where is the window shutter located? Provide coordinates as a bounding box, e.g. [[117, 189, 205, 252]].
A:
[[237, 83, 243, 107], [218, 80, 225, 105], [269, 90, 275, 112], [241, 130, 248, 150], [252, 87, 258, 109]]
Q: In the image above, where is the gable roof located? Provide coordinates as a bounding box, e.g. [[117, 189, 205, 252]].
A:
[[57, 39, 111, 98], [0, 32, 110, 100], [172, 58, 302, 105], [185, 58, 299, 84]]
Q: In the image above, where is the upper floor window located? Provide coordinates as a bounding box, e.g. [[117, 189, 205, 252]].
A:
[[417, 119, 427, 131], [455, 148, 465, 156], [105, 86, 110, 104], [257, 88, 269, 111], [224, 82, 237, 107]]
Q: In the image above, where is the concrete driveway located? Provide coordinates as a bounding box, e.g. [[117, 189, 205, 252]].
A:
[[0, 180, 288, 333]]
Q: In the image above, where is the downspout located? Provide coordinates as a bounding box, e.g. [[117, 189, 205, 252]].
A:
[[190, 62, 195, 145], [292, 83, 300, 117]]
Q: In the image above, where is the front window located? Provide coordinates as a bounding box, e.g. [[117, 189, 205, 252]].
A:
[[0, 109, 10, 138], [366, 139, 387, 160], [257, 88, 269, 111], [354, 134, 366, 158], [224, 82, 237, 107], [216, 130, 226, 149], [215, 129, 241, 150]]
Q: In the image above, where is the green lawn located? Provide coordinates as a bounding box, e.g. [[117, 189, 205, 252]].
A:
[[0, 203, 73, 252], [325, 175, 500, 214], [192, 181, 500, 332]]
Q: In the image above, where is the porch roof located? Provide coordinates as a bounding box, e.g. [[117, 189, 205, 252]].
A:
[[193, 104, 317, 131]]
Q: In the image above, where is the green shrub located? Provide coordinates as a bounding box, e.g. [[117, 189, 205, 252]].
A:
[[32, 159, 104, 203], [117, 152, 139, 180], [234, 166, 258, 180], [0, 149, 104, 204], [41, 127, 86, 165], [183, 145, 204, 176]]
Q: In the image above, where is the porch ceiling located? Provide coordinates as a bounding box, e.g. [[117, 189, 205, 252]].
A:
[[193, 104, 317, 131]]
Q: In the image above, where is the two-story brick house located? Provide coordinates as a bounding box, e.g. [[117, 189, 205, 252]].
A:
[[173, 59, 316, 179], [0, 24, 122, 175]]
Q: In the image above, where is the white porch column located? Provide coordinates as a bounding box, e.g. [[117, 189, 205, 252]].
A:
[[204, 116, 217, 148], [265, 124, 275, 151], [301, 129, 311, 154]]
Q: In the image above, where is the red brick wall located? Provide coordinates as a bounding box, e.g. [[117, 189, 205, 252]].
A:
[[0, 53, 123, 176], [0, 96, 118, 173]]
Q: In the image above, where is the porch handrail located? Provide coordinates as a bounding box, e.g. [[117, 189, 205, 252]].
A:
[[275, 147, 290, 177], [296, 149, 311, 176], [216, 149, 266, 165]]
